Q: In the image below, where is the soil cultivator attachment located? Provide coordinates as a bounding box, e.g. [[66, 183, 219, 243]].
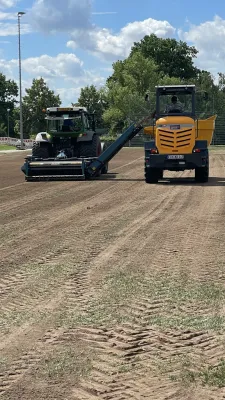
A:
[[22, 157, 87, 181]]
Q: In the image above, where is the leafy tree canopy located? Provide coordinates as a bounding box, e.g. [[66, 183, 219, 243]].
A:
[[22, 77, 61, 133], [130, 34, 199, 80]]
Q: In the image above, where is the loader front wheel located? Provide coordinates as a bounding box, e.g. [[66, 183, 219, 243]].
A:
[[158, 169, 163, 180], [195, 157, 209, 183], [145, 167, 160, 184], [195, 165, 209, 183], [32, 141, 50, 159]]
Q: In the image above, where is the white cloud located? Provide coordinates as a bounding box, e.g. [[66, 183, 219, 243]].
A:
[[0, 0, 17, 8], [67, 17, 176, 61], [0, 52, 105, 104], [0, 11, 17, 19], [29, 2, 175, 61], [178, 16, 225, 75], [22, 53, 84, 79], [30, 0, 92, 33], [0, 21, 31, 35]]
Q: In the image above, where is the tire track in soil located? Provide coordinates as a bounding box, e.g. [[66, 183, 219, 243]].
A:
[[1, 172, 180, 317], [114, 177, 225, 396], [0, 158, 183, 396], [0, 182, 147, 316], [70, 155, 225, 400], [0, 164, 185, 397], [0, 160, 179, 315], [60, 180, 188, 314], [1, 153, 225, 399], [0, 159, 143, 269], [0, 329, 65, 397], [65, 171, 196, 399], [0, 155, 144, 213]]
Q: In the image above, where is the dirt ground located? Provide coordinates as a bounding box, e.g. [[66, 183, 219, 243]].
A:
[[1, 148, 225, 399]]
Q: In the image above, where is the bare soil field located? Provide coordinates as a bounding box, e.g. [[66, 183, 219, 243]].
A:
[[1, 148, 225, 399]]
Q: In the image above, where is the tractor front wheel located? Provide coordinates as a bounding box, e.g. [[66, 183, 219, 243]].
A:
[[32, 142, 50, 158], [79, 135, 102, 158]]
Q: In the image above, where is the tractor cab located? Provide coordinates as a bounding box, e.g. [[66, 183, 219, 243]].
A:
[[45, 107, 95, 136]]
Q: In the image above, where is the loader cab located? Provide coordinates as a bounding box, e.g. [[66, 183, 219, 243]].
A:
[[155, 85, 196, 120]]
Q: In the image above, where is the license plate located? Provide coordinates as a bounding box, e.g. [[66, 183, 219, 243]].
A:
[[167, 155, 184, 159]]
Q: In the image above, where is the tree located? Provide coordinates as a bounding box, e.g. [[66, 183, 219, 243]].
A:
[[22, 77, 61, 134], [103, 52, 162, 133], [131, 34, 199, 80], [0, 73, 18, 134], [108, 51, 161, 95], [0, 122, 7, 136], [75, 85, 108, 127]]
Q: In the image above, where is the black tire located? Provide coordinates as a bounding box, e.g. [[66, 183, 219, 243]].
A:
[[101, 162, 108, 174], [195, 158, 209, 183], [79, 135, 102, 158], [195, 166, 209, 183], [32, 141, 50, 158], [145, 167, 160, 183], [158, 169, 163, 180], [100, 143, 108, 174]]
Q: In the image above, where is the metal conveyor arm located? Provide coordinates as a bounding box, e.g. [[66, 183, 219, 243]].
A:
[[87, 122, 143, 177]]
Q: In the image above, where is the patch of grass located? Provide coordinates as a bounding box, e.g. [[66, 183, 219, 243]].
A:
[[0, 309, 49, 334], [0, 263, 72, 334], [148, 315, 225, 331], [56, 270, 143, 328], [39, 345, 93, 382], [55, 270, 225, 332], [200, 360, 225, 388], [0, 144, 16, 150], [117, 364, 133, 373], [168, 358, 225, 389]]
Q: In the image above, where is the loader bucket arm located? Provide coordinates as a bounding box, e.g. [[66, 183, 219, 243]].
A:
[[86, 123, 143, 177]]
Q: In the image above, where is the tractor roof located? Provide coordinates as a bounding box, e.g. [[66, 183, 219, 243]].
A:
[[46, 106, 88, 113], [156, 85, 196, 95], [156, 85, 195, 89]]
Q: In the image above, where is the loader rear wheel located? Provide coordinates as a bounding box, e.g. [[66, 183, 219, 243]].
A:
[[32, 141, 50, 159], [145, 167, 160, 184], [79, 135, 102, 158]]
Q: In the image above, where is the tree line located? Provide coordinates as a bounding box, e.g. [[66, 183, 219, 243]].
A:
[[0, 76, 61, 137], [77, 35, 225, 135], [1, 34, 225, 137]]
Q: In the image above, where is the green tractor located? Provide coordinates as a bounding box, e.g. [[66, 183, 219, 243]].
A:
[[32, 106, 108, 173]]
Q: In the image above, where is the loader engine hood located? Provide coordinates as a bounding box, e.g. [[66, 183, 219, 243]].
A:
[[155, 116, 196, 154]]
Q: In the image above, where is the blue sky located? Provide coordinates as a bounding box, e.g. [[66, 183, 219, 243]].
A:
[[0, 0, 225, 104]]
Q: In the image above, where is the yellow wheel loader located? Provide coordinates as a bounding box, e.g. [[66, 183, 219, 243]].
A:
[[144, 85, 216, 183]]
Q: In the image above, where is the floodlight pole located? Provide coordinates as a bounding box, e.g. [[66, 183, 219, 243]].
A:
[[18, 11, 25, 148]]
